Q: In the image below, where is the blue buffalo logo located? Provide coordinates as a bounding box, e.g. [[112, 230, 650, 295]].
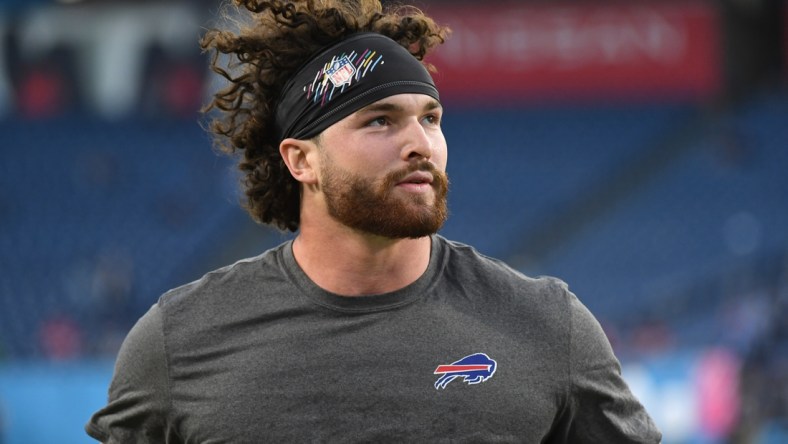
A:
[[434, 353, 497, 389]]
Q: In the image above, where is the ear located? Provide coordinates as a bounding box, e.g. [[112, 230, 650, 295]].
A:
[[279, 138, 318, 185]]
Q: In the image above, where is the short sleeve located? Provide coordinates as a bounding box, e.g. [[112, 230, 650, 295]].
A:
[[553, 290, 662, 443], [85, 303, 178, 443]]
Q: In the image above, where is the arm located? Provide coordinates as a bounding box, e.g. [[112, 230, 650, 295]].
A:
[[85, 303, 179, 443], [551, 291, 662, 443]]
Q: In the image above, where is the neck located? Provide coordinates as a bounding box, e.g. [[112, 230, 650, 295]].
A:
[[292, 218, 432, 296]]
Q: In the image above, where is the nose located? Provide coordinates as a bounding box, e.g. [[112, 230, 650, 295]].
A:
[[400, 118, 434, 161]]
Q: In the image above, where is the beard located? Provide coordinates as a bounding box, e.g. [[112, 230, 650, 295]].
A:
[[320, 157, 449, 239]]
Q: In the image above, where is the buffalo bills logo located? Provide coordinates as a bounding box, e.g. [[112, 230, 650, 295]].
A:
[[434, 353, 497, 389]]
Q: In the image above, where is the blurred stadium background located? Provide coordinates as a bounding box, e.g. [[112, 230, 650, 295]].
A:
[[0, 0, 786, 442]]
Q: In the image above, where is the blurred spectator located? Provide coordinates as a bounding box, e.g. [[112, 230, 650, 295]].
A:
[[90, 249, 134, 315], [697, 348, 741, 441], [140, 46, 206, 118], [15, 50, 77, 118], [720, 290, 770, 354], [731, 271, 788, 443], [38, 314, 83, 360], [632, 318, 676, 356], [17, 69, 65, 117]]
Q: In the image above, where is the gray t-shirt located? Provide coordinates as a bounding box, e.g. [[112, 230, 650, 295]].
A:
[[86, 235, 661, 443]]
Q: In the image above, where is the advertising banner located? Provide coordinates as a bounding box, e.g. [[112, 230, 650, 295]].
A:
[[424, 2, 721, 103]]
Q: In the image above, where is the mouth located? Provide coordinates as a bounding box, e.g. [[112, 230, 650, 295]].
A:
[[396, 171, 434, 187]]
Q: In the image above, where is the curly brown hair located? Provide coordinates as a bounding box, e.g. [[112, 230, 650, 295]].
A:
[[200, 0, 449, 232]]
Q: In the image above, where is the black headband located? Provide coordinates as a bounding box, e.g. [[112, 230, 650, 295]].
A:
[[274, 32, 440, 141]]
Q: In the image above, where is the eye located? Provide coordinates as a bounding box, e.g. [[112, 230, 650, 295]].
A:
[[366, 116, 388, 127], [422, 113, 441, 126]]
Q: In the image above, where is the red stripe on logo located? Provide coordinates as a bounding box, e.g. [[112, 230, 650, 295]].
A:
[[434, 364, 491, 374]]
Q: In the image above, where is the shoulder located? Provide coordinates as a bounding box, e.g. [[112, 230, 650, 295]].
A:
[[440, 237, 615, 370], [434, 235, 581, 344], [158, 241, 292, 311], [147, 241, 298, 344], [437, 235, 572, 305]]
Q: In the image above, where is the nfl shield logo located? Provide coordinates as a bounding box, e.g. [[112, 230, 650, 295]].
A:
[[326, 56, 356, 87]]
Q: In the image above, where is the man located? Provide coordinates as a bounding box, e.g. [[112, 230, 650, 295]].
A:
[[86, 1, 661, 442]]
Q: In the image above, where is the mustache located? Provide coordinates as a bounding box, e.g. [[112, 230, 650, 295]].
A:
[[385, 161, 448, 187]]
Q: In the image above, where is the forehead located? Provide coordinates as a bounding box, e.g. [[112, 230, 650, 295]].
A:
[[353, 93, 442, 115]]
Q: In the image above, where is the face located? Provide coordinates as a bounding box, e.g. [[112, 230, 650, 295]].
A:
[[316, 93, 449, 239]]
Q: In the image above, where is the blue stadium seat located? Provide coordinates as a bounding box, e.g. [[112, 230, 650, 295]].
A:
[[439, 102, 698, 258], [0, 117, 240, 357], [534, 93, 788, 333]]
